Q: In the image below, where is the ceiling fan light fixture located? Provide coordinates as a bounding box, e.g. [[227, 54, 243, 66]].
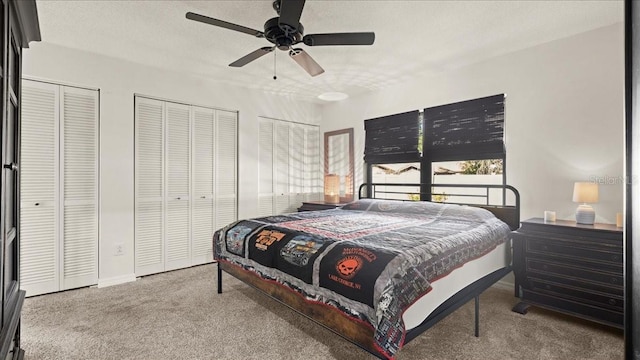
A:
[[318, 92, 349, 101]]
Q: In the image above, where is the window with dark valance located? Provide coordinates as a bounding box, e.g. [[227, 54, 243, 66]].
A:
[[423, 94, 505, 161], [363, 110, 420, 164], [364, 95, 506, 200]]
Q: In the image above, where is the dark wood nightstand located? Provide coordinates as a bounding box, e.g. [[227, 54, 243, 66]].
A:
[[297, 201, 347, 212], [511, 218, 623, 328]]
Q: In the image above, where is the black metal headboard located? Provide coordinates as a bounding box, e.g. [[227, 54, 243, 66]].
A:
[[358, 183, 521, 231]]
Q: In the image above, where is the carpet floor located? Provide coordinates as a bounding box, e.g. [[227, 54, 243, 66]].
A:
[[22, 264, 623, 359]]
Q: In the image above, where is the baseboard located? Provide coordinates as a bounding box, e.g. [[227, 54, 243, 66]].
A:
[[97, 273, 137, 288]]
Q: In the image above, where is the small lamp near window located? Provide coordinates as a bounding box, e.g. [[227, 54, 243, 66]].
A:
[[324, 174, 340, 204], [573, 182, 598, 225]]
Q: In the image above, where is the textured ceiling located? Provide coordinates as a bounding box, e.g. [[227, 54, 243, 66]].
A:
[[34, 0, 623, 102]]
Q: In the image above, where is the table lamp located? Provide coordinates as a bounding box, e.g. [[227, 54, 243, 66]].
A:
[[324, 174, 340, 204], [573, 182, 598, 225]]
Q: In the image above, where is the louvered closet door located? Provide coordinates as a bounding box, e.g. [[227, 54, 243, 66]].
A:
[[60, 86, 98, 290], [258, 118, 274, 216], [274, 121, 290, 215], [304, 126, 322, 202], [215, 110, 237, 229], [165, 102, 191, 271], [20, 80, 60, 296], [289, 124, 304, 212], [191, 106, 214, 265], [135, 97, 165, 276]]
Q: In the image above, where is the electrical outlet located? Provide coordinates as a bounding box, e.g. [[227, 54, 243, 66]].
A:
[[114, 243, 124, 256]]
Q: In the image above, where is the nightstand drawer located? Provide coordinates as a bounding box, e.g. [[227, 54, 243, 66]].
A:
[[525, 237, 622, 264], [526, 272, 623, 297], [528, 277, 623, 311], [526, 259, 623, 287], [521, 289, 623, 328]]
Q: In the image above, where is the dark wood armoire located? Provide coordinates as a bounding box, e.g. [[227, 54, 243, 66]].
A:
[[0, 1, 39, 359]]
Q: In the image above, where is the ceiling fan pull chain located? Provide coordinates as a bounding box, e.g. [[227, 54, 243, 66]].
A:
[[273, 50, 277, 80]]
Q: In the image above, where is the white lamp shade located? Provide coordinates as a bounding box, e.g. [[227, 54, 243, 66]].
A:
[[572, 182, 598, 203]]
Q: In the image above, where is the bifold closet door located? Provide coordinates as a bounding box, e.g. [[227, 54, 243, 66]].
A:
[[135, 98, 238, 273], [20, 80, 98, 296], [134, 97, 165, 276], [60, 86, 99, 290], [215, 110, 237, 229], [274, 121, 290, 215], [258, 118, 274, 217], [257, 118, 320, 215], [304, 127, 321, 202], [165, 102, 191, 271], [289, 124, 305, 212], [191, 106, 214, 265], [20, 81, 59, 296]]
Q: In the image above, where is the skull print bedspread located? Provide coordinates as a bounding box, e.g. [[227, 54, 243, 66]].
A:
[[213, 199, 510, 359]]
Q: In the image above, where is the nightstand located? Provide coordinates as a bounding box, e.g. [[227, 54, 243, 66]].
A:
[[511, 218, 623, 328], [297, 201, 347, 212]]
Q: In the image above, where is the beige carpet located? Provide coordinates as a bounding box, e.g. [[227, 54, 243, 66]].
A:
[[22, 264, 623, 359]]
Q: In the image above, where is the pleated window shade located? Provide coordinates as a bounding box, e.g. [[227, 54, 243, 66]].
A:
[[423, 94, 505, 161], [364, 110, 421, 164]]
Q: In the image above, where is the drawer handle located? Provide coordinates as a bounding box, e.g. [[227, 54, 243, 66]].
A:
[[612, 255, 620, 262], [609, 299, 617, 306], [611, 277, 618, 284]]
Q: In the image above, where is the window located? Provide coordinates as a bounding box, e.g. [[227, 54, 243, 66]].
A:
[[364, 95, 506, 202], [432, 159, 503, 204], [370, 162, 421, 200]]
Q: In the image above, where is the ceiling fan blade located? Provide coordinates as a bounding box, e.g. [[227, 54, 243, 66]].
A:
[[229, 47, 274, 67], [278, 0, 306, 33], [289, 48, 324, 77], [303, 32, 375, 46], [186, 12, 264, 38]]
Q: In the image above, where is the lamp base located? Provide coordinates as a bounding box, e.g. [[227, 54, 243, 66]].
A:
[[324, 194, 339, 204], [575, 204, 595, 225]]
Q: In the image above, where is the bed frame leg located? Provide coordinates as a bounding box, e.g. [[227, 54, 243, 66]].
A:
[[217, 262, 222, 294], [474, 295, 479, 337]]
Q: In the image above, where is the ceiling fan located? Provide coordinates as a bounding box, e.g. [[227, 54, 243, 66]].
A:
[[186, 0, 375, 77]]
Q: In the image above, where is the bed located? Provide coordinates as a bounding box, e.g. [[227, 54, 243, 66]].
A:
[[213, 183, 520, 359]]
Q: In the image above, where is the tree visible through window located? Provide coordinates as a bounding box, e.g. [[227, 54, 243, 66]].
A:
[[372, 159, 504, 202], [459, 159, 503, 175]]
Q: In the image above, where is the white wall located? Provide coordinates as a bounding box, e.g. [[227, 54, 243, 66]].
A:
[[321, 23, 625, 225], [22, 42, 321, 284]]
